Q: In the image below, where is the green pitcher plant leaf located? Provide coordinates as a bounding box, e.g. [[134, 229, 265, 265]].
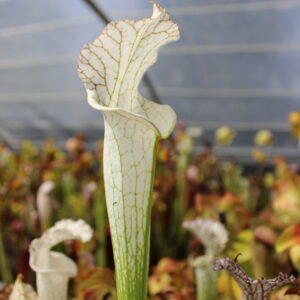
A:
[[290, 244, 300, 272], [29, 219, 93, 300], [77, 3, 179, 300]]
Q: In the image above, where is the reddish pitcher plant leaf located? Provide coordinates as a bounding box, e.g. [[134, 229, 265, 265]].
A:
[[78, 2, 179, 300], [214, 257, 296, 300], [275, 224, 300, 271], [285, 287, 300, 295], [275, 224, 300, 253], [77, 267, 117, 300]]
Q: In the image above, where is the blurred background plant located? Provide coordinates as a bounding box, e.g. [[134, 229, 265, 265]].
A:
[[0, 117, 299, 298]]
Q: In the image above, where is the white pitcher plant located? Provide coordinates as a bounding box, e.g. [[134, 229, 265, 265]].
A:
[[36, 181, 55, 232], [9, 219, 93, 300], [77, 2, 179, 300], [9, 275, 38, 300], [183, 218, 229, 300]]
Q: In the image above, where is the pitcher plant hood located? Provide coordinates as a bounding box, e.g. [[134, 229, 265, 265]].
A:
[[29, 219, 93, 300], [77, 2, 179, 138]]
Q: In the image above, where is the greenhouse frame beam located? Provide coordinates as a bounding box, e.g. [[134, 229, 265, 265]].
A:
[[1, 87, 300, 103], [0, 120, 290, 132]]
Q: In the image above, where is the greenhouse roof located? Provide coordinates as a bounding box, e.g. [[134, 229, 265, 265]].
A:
[[0, 0, 300, 162]]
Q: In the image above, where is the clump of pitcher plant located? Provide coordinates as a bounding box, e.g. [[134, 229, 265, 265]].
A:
[[254, 130, 274, 147], [183, 218, 229, 300], [214, 257, 296, 300], [77, 2, 179, 300], [251, 148, 267, 164], [215, 126, 236, 146], [288, 111, 300, 147]]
